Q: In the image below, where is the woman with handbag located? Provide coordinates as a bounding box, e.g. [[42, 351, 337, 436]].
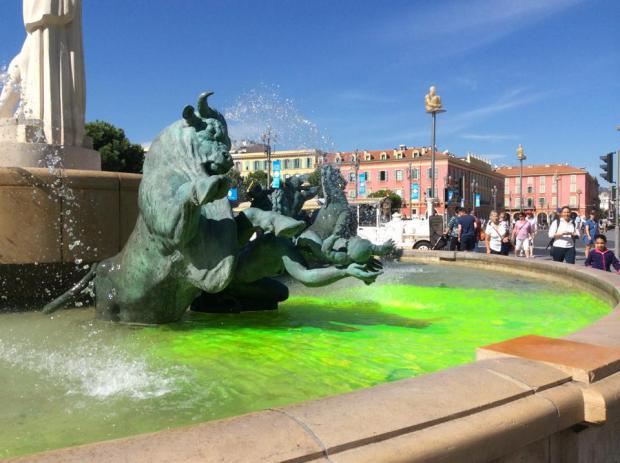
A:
[[485, 211, 508, 255]]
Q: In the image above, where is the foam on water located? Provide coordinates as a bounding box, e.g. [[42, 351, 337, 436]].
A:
[[0, 337, 182, 400]]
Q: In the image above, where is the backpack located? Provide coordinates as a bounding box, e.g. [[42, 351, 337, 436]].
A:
[[546, 217, 576, 249]]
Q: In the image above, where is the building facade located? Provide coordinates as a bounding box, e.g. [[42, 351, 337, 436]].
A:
[[326, 147, 505, 219], [496, 164, 599, 222], [230, 146, 323, 179]]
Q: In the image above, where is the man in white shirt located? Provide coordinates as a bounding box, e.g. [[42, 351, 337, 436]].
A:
[[548, 206, 580, 264]]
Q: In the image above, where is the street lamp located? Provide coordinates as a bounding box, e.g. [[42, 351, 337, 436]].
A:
[[577, 188, 582, 214], [261, 126, 277, 187], [491, 185, 498, 211], [407, 161, 413, 216], [471, 179, 479, 214], [425, 85, 446, 216], [350, 149, 360, 198], [553, 172, 559, 214], [516, 144, 526, 212]]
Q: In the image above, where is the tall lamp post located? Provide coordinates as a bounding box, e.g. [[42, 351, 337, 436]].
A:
[[516, 144, 526, 212], [407, 161, 413, 217], [491, 185, 498, 211], [471, 180, 479, 214], [261, 126, 277, 187], [577, 188, 582, 214], [553, 173, 559, 216], [350, 149, 360, 198], [425, 86, 445, 216]]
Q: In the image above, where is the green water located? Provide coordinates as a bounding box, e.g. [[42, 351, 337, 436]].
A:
[[0, 264, 611, 458]]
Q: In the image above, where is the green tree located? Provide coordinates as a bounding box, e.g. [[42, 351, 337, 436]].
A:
[[225, 168, 245, 201], [86, 120, 145, 173], [368, 189, 403, 210], [242, 170, 268, 192]]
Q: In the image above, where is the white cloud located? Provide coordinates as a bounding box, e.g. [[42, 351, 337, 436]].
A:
[[459, 133, 519, 142], [381, 0, 584, 57], [337, 90, 397, 105]]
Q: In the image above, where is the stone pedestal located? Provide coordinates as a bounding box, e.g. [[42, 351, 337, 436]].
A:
[[0, 166, 140, 308], [0, 118, 101, 170]]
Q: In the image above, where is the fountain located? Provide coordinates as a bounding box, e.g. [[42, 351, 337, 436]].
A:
[[0, 92, 617, 460], [2, 3, 620, 463]]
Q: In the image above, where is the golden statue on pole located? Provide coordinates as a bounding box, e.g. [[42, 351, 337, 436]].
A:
[[425, 86, 444, 113]]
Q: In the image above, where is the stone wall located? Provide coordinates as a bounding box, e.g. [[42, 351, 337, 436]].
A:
[[0, 167, 140, 307]]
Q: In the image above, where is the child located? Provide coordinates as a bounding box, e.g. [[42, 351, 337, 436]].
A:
[[584, 234, 620, 273]]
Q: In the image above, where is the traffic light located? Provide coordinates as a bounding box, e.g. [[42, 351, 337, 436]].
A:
[[600, 152, 614, 183]]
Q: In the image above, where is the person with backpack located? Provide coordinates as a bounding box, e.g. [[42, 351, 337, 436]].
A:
[[445, 206, 460, 251], [582, 211, 599, 258], [457, 207, 478, 252], [548, 206, 580, 264], [585, 234, 620, 273]]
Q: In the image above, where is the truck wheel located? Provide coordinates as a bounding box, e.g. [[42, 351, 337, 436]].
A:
[[413, 240, 431, 250]]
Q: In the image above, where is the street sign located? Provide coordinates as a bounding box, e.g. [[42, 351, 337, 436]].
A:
[[447, 190, 454, 203], [272, 160, 281, 188], [475, 193, 480, 208], [411, 183, 419, 200], [227, 188, 238, 201], [460, 198, 465, 207]]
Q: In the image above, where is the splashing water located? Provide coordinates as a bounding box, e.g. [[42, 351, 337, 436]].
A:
[[225, 84, 334, 151], [0, 324, 184, 400]]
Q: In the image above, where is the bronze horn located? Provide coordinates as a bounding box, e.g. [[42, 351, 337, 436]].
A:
[[197, 91, 217, 119]]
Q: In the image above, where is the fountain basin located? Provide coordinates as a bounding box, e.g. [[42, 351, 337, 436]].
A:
[[1, 257, 617, 460]]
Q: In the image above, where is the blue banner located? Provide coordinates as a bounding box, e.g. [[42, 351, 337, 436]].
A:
[[447, 190, 454, 203], [475, 193, 481, 208], [411, 183, 419, 200], [358, 173, 366, 195], [272, 160, 281, 188], [227, 188, 238, 201]]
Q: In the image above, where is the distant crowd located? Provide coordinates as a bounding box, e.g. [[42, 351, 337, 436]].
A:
[[441, 206, 620, 274]]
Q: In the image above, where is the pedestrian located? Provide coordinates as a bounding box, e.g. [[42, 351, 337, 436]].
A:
[[485, 211, 508, 255], [548, 206, 580, 264], [512, 212, 533, 258], [500, 212, 513, 255], [457, 207, 478, 252], [584, 234, 620, 273], [471, 209, 481, 248], [445, 206, 460, 251], [582, 211, 599, 258], [525, 210, 537, 258]]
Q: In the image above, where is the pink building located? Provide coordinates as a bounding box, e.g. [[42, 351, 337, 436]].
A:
[[496, 163, 599, 222], [326, 147, 504, 218]]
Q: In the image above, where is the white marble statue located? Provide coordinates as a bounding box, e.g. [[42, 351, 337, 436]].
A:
[[0, 0, 86, 147]]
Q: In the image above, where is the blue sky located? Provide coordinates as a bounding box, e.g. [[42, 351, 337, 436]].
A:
[[0, 0, 618, 179]]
